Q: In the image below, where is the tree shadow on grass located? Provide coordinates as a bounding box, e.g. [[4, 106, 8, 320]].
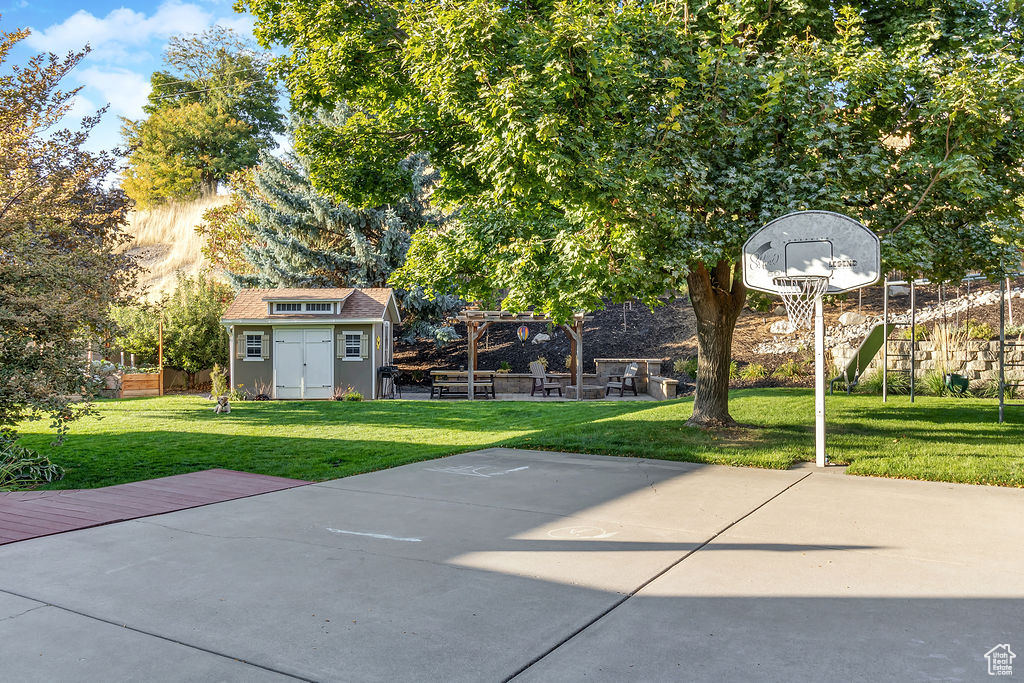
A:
[[133, 398, 669, 431]]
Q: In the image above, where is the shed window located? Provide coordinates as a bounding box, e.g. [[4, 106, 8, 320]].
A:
[[274, 303, 302, 312], [344, 333, 362, 359], [305, 302, 332, 312], [245, 334, 263, 359]]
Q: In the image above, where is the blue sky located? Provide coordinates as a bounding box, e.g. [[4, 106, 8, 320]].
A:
[[2, 0, 265, 155]]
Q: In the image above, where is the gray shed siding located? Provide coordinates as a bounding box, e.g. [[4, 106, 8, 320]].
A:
[[227, 316, 394, 400], [231, 325, 273, 394], [334, 323, 375, 399]]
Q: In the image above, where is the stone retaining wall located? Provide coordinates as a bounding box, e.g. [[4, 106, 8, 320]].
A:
[[491, 372, 597, 394], [834, 339, 1024, 383]]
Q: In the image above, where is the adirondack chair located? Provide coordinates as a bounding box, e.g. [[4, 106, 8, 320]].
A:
[[606, 362, 639, 397], [530, 361, 562, 397]]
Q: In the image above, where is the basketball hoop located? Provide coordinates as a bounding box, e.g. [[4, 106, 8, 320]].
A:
[[743, 211, 881, 469], [773, 276, 830, 331]]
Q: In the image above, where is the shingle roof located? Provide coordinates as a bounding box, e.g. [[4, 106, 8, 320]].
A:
[[221, 288, 395, 322]]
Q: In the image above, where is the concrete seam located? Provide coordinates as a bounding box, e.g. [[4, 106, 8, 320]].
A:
[[0, 586, 316, 682], [504, 470, 815, 682]]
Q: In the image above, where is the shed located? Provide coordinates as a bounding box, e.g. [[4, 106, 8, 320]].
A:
[[220, 288, 400, 400]]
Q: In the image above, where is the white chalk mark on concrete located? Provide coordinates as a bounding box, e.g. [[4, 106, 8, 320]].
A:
[[546, 526, 619, 539], [424, 465, 529, 478], [326, 528, 422, 542]]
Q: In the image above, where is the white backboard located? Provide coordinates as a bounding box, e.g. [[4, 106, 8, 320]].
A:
[[742, 211, 880, 294]]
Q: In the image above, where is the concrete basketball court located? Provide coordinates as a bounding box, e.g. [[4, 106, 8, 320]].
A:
[[0, 448, 1020, 681]]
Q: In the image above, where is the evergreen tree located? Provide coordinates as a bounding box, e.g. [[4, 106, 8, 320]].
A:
[[213, 145, 460, 344]]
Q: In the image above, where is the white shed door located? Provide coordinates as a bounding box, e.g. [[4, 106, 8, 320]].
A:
[[302, 328, 334, 399], [274, 328, 334, 399]]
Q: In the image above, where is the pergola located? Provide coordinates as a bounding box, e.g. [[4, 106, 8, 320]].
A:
[[456, 310, 592, 400]]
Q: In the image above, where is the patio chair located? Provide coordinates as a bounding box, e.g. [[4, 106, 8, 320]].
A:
[[529, 361, 562, 397], [606, 362, 639, 397]]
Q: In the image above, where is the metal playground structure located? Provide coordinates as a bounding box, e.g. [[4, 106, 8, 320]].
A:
[[880, 272, 1024, 423]]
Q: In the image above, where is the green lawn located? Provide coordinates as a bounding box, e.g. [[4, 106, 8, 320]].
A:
[[15, 389, 1024, 489]]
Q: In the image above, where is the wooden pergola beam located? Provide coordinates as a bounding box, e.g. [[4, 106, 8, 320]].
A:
[[461, 310, 589, 401]]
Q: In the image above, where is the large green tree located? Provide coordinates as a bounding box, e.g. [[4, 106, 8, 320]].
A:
[[1, 23, 136, 441], [244, 0, 1024, 425], [122, 26, 284, 207]]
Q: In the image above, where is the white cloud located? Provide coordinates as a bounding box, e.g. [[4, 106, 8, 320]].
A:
[[26, 1, 214, 60], [77, 67, 152, 119]]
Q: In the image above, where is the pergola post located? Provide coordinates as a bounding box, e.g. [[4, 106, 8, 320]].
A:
[[468, 321, 476, 401], [575, 318, 583, 402], [456, 310, 591, 400], [569, 332, 578, 390]]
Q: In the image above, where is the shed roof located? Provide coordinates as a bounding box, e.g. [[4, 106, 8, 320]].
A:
[[222, 288, 396, 323]]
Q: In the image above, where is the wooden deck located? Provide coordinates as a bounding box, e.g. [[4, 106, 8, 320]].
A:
[[0, 469, 310, 545]]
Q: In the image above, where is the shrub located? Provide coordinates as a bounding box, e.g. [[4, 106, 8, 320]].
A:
[[1005, 324, 1024, 338], [252, 379, 272, 400], [673, 357, 698, 378], [899, 325, 927, 341], [334, 386, 363, 401], [746, 291, 775, 313], [963, 320, 995, 340], [918, 370, 949, 397], [930, 322, 969, 376], [729, 360, 739, 380], [210, 363, 228, 397], [564, 354, 573, 369], [228, 384, 247, 401], [0, 438, 64, 491], [773, 359, 805, 378], [974, 378, 1021, 399], [496, 361, 512, 373], [739, 363, 769, 380], [857, 370, 910, 395], [536, 356, 549, 369]]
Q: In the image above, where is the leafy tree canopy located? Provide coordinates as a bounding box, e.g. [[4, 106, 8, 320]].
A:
[[122, 27, 285, 207], [1, 22, 136, 441], [243, 0, 1024, 424]]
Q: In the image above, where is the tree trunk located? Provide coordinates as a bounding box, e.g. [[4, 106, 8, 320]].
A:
[[200, 176, 217, 198], [686, 260, 747, 427]]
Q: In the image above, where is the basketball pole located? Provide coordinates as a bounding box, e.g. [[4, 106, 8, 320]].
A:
[[814, 295, 826, 467]]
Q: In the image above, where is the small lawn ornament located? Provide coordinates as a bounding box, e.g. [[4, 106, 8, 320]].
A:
[[517, 325, 529, 345], [214, 395, 231, 414]]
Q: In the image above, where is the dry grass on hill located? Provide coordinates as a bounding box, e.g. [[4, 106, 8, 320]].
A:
[[120, 195, 229, 299]]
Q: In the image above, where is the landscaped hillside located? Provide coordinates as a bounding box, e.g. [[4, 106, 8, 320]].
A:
[[119, 195, 229, 299]]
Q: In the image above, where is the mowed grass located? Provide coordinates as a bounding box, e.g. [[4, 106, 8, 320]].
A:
[[14, 389, 1024, 489]]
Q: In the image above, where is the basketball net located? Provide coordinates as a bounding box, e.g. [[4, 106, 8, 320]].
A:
[[773, 276, 830, 330]]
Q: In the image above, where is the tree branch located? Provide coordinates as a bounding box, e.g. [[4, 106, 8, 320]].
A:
[[886, 115, 955, 235]]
